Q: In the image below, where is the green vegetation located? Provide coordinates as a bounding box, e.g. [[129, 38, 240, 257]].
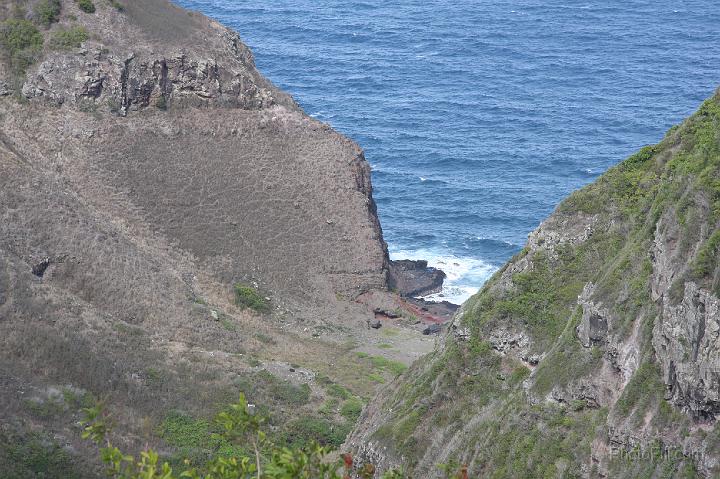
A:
[[33, 0, 62, 26], [156, 95, 167, 110], [615, 360, 665, 417], [159, 411, 214, 449], [234, 371, 310, 406], [691, 228, 720, 279], [325, 383, 351, 399], [281, 416, 351, 449], [367, 373, 385, 383], [380, 327, 400, 337], [355, 352, 407, 377], [23, 387, 95, 419], [24, 396, 65, 419], [360, 91, 720, 476], [339, 398, 363, 421], [0, 429, 79, 479], [531, 308, 604, 395], [370, 355, 407, 376], [0, 19, 43, 73], [61, 386, 95, 409], [75, 0, 96, 13], [81, 396, 416, 478], [49, 26, 88, 49], [233, 283, 270, 313], [220, 318, 236, 331]]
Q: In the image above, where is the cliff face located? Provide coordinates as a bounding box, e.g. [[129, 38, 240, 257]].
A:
[[1, 0, 390, 315], [347, 92, 720, 477], [0, 1, 396, 473]]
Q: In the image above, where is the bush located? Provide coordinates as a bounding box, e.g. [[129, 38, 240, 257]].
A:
[[75, 0, 95, 13], [33, 0, 62, 26], [692, 229, 720, 278], [340, 398, 363, 421], [325, 383, 350, 399], [158, 411, 213, 448], [0, 430, 78, 478], [233, 283, 270, 313], [268, 377, 311, 406], [155, 95, 167, 110], [282, 416, 351, 449], [80, 396, 450, 478], [49, 26, 88, 49], [0, 19, 44, 72]]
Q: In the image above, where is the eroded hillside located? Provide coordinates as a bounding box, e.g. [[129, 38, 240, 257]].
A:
[[0, 1, 440, 476], [347, 92, 720, 477]]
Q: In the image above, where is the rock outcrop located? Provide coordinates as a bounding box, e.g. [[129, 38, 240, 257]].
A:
[[387, 259, 446, 297], [576, 283, 611, 348]]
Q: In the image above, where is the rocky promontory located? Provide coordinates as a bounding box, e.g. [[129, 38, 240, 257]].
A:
[[388, 259, 446, 297]]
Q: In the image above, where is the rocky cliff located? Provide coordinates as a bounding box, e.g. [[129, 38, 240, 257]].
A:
[[2, 0, 395, 312], [0, 1, 410, 475], [347, 92, 720, 477]]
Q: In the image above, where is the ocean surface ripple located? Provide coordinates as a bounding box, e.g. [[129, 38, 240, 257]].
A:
[[175, 0, 720, 304]]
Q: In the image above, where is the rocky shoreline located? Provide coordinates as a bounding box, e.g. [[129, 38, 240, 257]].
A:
[[386, 259, 459, 323]]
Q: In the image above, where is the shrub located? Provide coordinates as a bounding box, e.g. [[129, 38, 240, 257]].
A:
[[158, 411, 213, 448], [75, 0, 95, 13], [373, 356, 407, 376], [220, 318, 236, 331], [233, 283, 270, 313], [692, 229, 720, 278], [24, 396, 65, 419], [269, 378, 311, 405], [0, 430, 78, 478], [340, 398, 363, 421], [282, 416, 351, 449], [615, 360, 664, 416], [49, 26, 88, 49], [155, 95, 167, 110], [33, 0, 62, 26], [80, 397, 450, 478], [0, 19, 43, 72], [325, 383, 350, 399]]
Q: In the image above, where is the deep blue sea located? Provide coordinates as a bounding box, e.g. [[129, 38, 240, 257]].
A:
[[175, 0, 720, 304]]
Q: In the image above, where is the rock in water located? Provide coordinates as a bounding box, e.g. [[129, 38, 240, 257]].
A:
[[388, 259, 446, 297]]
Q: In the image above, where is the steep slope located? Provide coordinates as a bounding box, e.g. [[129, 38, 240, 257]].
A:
[[0, 1, 421, 475], [347, 91, 720, 477], [1, 0, 390, 311]]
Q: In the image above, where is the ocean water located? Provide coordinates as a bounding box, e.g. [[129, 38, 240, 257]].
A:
[[175, 0, 720, 304]]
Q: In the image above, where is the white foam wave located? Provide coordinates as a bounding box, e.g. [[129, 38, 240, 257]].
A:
[[389, 248, 497, 305]]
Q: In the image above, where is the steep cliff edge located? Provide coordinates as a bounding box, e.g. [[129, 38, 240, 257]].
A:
[[347, 92, 720, 477], [0, 0, 391, 312], [0, 1, 415, 474]]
